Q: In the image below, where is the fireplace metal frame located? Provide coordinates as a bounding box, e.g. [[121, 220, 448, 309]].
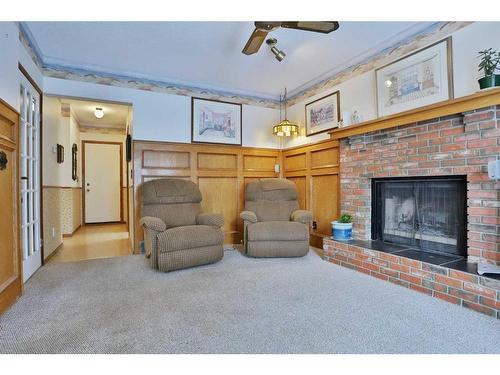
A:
[[371, 175, 468, 257]]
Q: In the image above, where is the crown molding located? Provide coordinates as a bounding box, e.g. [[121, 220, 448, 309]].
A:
[[42, 64, 281, 108], [17, 22, 473, 110]]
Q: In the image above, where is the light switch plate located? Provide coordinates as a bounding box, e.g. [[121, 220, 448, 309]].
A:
[[487, 159, 500, 179]]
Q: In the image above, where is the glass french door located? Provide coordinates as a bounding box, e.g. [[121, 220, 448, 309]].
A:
[[20, 73, 42, 282]]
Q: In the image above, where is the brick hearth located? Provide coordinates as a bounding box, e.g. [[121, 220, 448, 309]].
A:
[[340, 105, 500, 265], [324, 238, 500, 318]]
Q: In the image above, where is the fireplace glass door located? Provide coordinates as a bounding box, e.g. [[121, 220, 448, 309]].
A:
[[372, 177, 466, 256]]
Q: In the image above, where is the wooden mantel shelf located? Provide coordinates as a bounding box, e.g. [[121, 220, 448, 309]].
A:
[[329, 88, 500, 140]]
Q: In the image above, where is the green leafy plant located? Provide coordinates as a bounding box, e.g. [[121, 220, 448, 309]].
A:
[[338, 213, 353, 224], [478, 48, 500, 76]]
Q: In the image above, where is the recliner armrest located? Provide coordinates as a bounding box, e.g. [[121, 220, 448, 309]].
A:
[[291, 210, 313, 224], [139, 216, 167, 232], [197, 213, 224, 228], [240, 210, 258, 223]]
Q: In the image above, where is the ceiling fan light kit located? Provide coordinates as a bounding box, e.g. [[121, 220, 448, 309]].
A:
[[266, 38, 286, 62], [242, 21, 339, 59]]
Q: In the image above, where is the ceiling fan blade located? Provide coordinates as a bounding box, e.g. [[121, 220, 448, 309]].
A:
[[280, 21, 339, 34], [242, 28, 268, 55]]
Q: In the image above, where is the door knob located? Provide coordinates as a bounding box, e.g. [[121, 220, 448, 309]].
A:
[[86, 189, 90, 192]]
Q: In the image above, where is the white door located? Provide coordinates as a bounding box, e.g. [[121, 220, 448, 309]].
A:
[[84, 143, 121, 223], [20, 74, 42, 282]]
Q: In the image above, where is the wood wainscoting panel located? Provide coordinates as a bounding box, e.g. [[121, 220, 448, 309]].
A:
[[284, 152, 306, 172], [287, 176, 307, 210], [142, 150, 190, 169], [198, 177, 239, 243], [283, 139, 340, 247], [243, 154, 277, 172], [133, 141, 279, 252], [197, 152, 238, 171], [311, 147, 338, 169], [311, 174, 339, 234]]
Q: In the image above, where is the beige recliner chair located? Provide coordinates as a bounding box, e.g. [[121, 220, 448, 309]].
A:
[[139, 178, 224, 272], [240, 178, 312, 257]]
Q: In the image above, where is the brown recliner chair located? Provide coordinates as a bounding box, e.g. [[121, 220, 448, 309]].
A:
[[240, 178, 312, 258], [139, 178, 224, 272]]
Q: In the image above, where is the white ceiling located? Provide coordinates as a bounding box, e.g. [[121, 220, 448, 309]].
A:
[[61, 98, 129, 130], [27, 22, 435, 98]]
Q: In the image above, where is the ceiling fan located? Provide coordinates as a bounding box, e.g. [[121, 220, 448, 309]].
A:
[[242, 21, 340, 55]]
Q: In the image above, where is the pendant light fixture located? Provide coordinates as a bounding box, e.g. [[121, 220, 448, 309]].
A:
[[273, 88, 299, 137]]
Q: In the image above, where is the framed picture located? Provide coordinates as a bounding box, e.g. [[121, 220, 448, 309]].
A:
[[305, 91, 341, 136], [376, 37, 453, 117], [191, 97, 242, 145]]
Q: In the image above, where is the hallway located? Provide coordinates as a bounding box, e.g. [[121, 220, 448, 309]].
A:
[[48, 224, 132, 263]]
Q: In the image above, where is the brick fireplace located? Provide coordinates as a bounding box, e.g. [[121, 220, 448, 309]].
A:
[[323, 104, 500, 318], [340, 106, 500, 265]]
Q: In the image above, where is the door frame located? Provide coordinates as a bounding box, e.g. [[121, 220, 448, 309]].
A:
[[82, 140, 124, 225], [18, 64, 44, 263]]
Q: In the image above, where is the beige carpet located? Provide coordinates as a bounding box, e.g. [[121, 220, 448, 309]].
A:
[[0, 250, 499, 353]]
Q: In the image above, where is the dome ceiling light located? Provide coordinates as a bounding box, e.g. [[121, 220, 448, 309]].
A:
[[94, 107, 104, 119]]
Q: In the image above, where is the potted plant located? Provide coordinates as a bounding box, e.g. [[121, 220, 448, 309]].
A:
[[478, 48, 500, 90], [331, 213, 353, 241]]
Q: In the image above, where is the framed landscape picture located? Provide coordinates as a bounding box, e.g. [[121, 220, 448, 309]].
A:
[[305, 91, 341, 136], [376, 38, 453, 117], [191, 97, 242, 145]]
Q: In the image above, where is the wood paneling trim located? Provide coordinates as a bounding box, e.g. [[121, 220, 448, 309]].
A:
[[329, 87, 500, 139]]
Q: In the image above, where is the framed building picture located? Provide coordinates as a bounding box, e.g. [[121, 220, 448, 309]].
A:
[[191, 97, 242, 145], [376, 37, 453, 117], [305, 91, 341, 136]]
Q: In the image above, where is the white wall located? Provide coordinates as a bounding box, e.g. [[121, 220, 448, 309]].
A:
[[0, 22, 20, 109], [286, 71, 377, 147], [452, 22, 500, 97], [0, 22, 43, 111], [285, 22, 500, 147], [43, 77, 279, 148], [42, 96, 65, 186]]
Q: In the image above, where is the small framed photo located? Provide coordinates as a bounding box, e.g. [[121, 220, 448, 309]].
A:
[[376, 37, 453, 117], [191, 97, 242, 145], [305, 91, 341, 136]]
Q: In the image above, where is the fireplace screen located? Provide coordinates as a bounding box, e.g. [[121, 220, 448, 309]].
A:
[[372, 177, 467, 256]]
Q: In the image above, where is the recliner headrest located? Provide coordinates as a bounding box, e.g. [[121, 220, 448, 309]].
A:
[[142, 178, 202, 205]]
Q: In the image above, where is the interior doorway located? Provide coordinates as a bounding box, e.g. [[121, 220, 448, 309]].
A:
[[41, 96, 134, 263]]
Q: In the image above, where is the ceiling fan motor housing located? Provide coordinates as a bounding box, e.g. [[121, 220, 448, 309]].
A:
[[255, 21, 281, 31]]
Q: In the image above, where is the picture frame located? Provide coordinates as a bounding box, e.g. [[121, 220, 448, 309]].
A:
[[375, 37, 453, 117], [305, 90, 341, 136], [71, 143, 78, 181], [191, 97, 242, 146]]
